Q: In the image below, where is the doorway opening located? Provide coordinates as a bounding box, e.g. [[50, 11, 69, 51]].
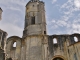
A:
[[53, 57, 64, 60], [6, 58, 12, 60]]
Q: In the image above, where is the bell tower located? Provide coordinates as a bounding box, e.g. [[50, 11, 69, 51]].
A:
[[23, 0, 47, 37]]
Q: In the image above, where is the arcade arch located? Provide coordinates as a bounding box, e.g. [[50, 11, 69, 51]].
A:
[[51, 55, 66, 60]]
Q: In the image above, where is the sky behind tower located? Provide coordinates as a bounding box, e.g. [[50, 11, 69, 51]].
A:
[[0, 0, 80, 37]]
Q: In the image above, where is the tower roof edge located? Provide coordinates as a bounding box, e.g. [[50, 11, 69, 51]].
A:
[[25, 0, 44, 7]]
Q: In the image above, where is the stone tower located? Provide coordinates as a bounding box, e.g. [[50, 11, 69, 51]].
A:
[[23, 0, 47, 37], [0, 7, 3, 20], [23, 0, 48, 60]]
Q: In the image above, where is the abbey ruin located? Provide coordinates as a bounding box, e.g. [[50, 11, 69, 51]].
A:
[[0, 0, 80, 60]]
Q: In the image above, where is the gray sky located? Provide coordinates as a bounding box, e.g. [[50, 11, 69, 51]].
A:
[[0, 0, 80, 37]]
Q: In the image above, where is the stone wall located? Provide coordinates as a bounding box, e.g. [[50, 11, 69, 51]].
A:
[[0, 29, 7, 50], [0, 29, 7, 60], [6, 36, 21, 60], [6, 35, 48, 60], [68, 42, 80, 60], [48, 34, 80, 60]]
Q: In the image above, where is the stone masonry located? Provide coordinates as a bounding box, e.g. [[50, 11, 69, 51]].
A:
[[0, 0, 80, 60]]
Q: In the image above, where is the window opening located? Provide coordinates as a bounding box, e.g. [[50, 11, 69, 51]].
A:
[[53, 38, 57, 44], [74, 36, 78, 42], [44, 31, 46, 34], [13, 42, 16, 47], [68, 49, 69, 53], [33, 5, 34, 7], [31, 16, 35, 24]]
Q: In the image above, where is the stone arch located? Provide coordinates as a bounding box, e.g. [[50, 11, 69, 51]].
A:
[[51, 55, 66, 60], [7, 36, 21, 43], [6, 36, 21, 50], [53, 57, 63, 60], [6, 36, 21, 60]]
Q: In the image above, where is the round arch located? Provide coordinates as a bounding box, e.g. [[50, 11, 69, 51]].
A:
[[53, 57, 64, 60], [7, 36, 21, 43], [51, 55, 66, 60]]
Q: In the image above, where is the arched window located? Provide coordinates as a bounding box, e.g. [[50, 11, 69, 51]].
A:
[[13, 42, 16, 47], [53, 38, 57, 44], [74, 36, 78, 42]]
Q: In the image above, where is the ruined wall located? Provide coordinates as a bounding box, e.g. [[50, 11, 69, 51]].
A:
[[0, 29, 7, 50], [6, 35, 48, 60], [0, 29, 7, 60], [68, 42, 80, 60], [6, 36, 21, 60], [48, 35, 67, 60], [67, 34, 80, 60], [48, 34, 80, 60], [6, 33, 80, 60]]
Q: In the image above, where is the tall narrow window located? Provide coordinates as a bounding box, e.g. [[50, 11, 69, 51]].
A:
[[74, 36, 78, 42], [13, 42, 16, 47], [31, 16, 35, 24], [44, 31, 46, 34], [53, 38, 57, 44]]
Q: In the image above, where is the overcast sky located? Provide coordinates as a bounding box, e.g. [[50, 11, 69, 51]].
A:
[[0, 0, 80, 38]]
